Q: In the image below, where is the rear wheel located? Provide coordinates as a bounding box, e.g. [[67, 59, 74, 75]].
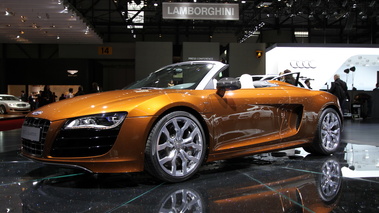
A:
[[145, 111, 206, 182], [305, 108, 342, 155]]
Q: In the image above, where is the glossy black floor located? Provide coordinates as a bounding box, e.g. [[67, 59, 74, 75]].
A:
[[1, 118, 379, 213]]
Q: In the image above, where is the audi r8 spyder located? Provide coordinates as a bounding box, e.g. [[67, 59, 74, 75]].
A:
[[21, 61, 343, 182]]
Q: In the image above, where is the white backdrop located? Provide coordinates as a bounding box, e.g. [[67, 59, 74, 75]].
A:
[[266, 45, 379, 91]]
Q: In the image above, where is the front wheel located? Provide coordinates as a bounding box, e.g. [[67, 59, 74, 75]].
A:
[[144, 111, 206, 182], [305, 108, 342, 155], [0, 105, 7, 114]]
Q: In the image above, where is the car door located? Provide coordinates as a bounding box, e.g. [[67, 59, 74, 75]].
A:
[[208, 86, 291, 153]]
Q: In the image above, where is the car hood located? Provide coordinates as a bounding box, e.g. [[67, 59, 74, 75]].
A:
[[2, 100, 28, 104], [28, 89, 181, 121]]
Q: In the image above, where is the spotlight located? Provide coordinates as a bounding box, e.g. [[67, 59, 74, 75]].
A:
[[344, 69, 350, 74], [350, 66, 356, 72]]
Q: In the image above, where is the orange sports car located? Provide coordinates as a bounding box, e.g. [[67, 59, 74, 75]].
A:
[[21, 61, 343, 182]]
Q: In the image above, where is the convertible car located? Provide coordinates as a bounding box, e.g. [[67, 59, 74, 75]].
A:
[[21, 61, 343, 182]]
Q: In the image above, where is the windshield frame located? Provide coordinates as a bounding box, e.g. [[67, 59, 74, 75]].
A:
[[124, 61, 228, 90]]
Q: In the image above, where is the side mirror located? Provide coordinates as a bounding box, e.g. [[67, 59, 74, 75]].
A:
[[216, 77, 241, 97]]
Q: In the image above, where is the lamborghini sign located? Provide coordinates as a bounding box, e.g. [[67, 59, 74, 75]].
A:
[[162, 2, 239, 20]]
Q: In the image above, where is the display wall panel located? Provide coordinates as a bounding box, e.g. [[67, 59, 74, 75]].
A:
[[229, 43, 266, 78], [135, 42, 172, 81], [182, 42, 219, 62]]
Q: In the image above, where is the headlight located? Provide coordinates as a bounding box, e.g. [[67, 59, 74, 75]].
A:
[[64, 112, 127, 130], [8, 103, 18, 107]]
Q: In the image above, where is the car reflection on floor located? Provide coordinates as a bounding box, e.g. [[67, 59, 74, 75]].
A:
[[16, 152, 341, 212], [0, 144, 377, 212]]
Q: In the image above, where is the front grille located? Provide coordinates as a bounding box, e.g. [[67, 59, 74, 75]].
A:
[[51, 128, 119, 157], [17, 104, 27, 107], [21, 118, 50, 157]]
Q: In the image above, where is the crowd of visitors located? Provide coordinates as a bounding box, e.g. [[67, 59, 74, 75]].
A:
[[26, 83, 100, 110]]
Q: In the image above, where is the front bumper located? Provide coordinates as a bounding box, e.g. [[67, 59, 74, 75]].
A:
[[21, 116, 154, 173]]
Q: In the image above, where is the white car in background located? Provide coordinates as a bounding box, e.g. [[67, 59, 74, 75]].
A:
[[0, 94, 30, 114]]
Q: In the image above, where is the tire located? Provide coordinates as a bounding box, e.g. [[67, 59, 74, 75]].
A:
[[0, 105, 7, 114], [144, 111, 206, 182], [305, 108, 342, 155]]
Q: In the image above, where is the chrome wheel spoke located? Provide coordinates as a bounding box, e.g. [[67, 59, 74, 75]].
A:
[[159, 150, 176, 165]]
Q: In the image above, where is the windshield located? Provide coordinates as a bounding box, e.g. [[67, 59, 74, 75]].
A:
[[125, 63, 215, 90], [0, 95, 19, 101]]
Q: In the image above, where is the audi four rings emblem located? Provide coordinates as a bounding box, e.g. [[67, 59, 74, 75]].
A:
[[290, 60, 316, 69]]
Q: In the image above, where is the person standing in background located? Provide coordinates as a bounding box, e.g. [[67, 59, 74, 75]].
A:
[[66, 88, 74, 98], [20, 90, 28, 102], [75, 85, 85, 96], [329, 74, 348, 112], [39, 85, 53, 107], [90, 82, 101, 93]]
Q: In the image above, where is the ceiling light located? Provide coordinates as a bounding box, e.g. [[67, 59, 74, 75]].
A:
[[5, 9, 15, 16], [257, 2, 272, 8], [1, 0, 102, 44], [67, 70, 78, 75], [61, 6, 68, 14], [295, 31, 308, 37]]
